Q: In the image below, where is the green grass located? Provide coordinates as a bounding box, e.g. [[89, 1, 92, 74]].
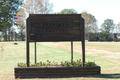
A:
[[30, 43, 82, 63], [0, 41, 120, 80]]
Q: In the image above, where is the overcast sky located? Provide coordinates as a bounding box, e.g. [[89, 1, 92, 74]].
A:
[[49, 0, 120, 28]]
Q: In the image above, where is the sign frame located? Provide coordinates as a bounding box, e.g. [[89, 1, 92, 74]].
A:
[[26, 14, 85, 67]]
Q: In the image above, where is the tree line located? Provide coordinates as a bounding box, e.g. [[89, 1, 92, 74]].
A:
[[0, 0, 120, 41]]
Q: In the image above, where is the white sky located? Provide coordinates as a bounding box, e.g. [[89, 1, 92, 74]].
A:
[[49, 0, 120, 28]]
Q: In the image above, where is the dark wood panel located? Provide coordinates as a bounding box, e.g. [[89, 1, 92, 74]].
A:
[[30, 34, 81, 42], [16, 72, 98, 76], [27, 14, 83, 42], [30, 28, 81, 35], [16, 70, 100, 73], [15, 66, 100, 70], [15, 66, 101, 78], [29, 14, 81, 22], [15, 67, 100, 71], [30, 22, 80, 28]]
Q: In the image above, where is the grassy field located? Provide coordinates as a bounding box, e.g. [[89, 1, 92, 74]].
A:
[[0, 41, 120, 80]]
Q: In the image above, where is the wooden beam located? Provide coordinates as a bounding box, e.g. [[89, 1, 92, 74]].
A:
[[71, 41, 73, 61], [26, 18, 30, 67], [35, 42, 36, 64], [81, 18, 85, 67]]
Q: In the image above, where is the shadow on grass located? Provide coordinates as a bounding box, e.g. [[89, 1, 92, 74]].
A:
[[97, 74, 120, 79], [17, 74, 120, 79], [70, 74, 120, 79], [75, 74, 120, 79], [39, 74, 120, 79]]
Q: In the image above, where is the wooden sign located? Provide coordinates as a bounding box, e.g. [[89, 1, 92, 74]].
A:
[[26, 14, 85, 67], [27, 14, 84, 42]]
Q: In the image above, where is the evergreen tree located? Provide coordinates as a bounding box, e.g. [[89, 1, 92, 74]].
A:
[[0, 0, 23, 40]]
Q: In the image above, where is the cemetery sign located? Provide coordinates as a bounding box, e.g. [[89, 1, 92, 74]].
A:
[[27, 14, 84, 42], [26, 14, 85, 67]]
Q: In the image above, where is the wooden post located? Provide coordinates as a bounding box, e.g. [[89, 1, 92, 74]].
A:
[[35, 41, 36, 64], [81, 18, 85, 67], [71, 41, 73, 61], [26, 18, 30, 67]]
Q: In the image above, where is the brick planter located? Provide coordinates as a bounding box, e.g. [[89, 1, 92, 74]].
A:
[[15, 65, 101, 78]]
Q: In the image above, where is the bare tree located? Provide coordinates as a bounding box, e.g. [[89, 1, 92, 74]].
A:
[[16, 0, 53, 41], [17, 0, 53, 22], [16, 9, 26, 41], [81, 12, 98, 40], [23, 0, 53, 14]]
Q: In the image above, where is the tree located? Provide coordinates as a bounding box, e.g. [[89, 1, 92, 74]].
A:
[[100, 19, 115, 33], [57, 8, 78, 14], [16, 0, 53, 41], [16, 22, 25, 41], [0, 0, 23, 28], [23, 0, 53, 14], [100, 19, 115, 41], [81, 12, 98, 40], [116, 22, 120, 33], [0, 0, 23, 41], [16, 9, 26, 41]]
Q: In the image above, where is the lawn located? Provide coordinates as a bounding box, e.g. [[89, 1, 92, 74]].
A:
[[0, 41, 120, 80]]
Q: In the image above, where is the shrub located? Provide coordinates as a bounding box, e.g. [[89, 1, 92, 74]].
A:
[[84, 61, 96, 67], [17, 59, 96, 67]]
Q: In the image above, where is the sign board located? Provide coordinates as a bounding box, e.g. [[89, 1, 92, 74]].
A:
[[27, 14, 84, 42], [26, 14, 85, 67]]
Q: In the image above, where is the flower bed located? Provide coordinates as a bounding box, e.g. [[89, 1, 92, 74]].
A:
[[15, 60, 101, 78], [15, 66, 100, 78]]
